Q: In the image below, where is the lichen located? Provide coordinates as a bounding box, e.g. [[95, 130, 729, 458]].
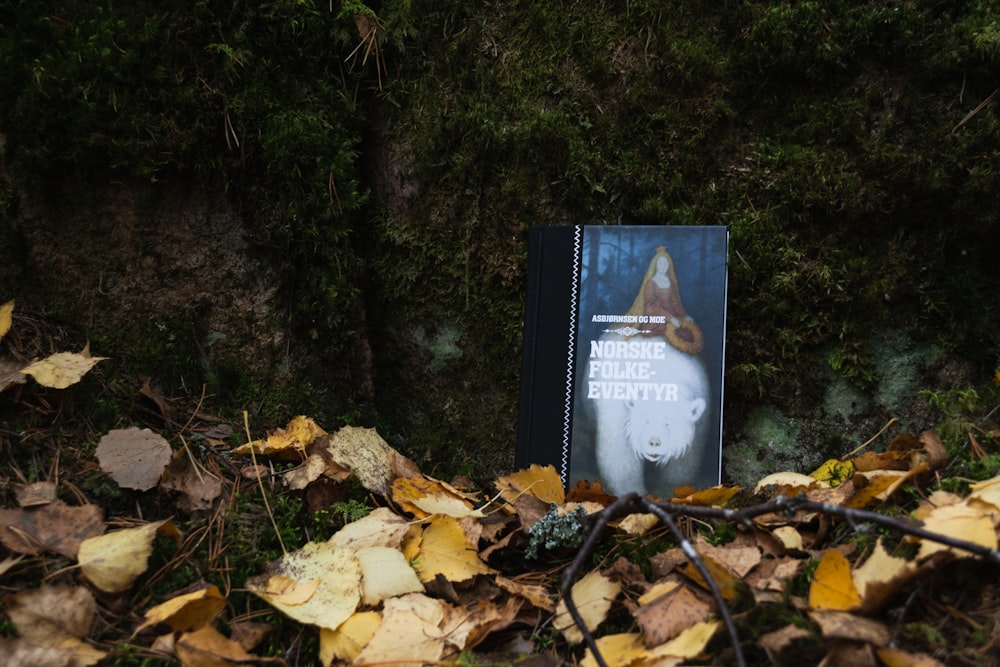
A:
[[526, 503, 588, 559]]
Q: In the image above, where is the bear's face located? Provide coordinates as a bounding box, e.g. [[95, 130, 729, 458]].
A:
[[625, 397, 706, 464]]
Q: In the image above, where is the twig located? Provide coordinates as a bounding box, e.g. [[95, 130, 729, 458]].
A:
[[561, 491, 1000, 667]]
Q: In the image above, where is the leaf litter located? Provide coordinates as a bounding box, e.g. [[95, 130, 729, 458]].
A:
[[2, 302, 1000, 665]]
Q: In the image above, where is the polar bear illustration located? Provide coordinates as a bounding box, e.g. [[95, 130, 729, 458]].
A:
[[591, 334, 711, 496]]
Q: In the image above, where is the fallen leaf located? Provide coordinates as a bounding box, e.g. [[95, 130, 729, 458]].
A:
[[809, 609, 890, 646], [96, 427, 172, 492], [0, 298, 12, 338], [322, 425, 420, 496], [0, 637, 79, 667], [634, 582, 711, 645], [554, 568, 622, 643], [580, 633, 646, 667], [853, 538, 921, 613], [0, 500, 105, 558], [648, 620, 719, 658], [175, 624, 279, 666], [672, 484, 741, 506], [392, 476, 485, 519], [915, 501, 998, 560], [356, 545, 424, 605], [495, 465, 565, 506], [246, 541, 361, 631], [617, 512, 659, 536], [21, 348, 107, 389], [231, 415, 326, 461], [319, 611, 381, 666], [412, 516, 493, 583], [809, 549, 861, 611], [4, 584, 97, 643], [136, 585, 226, 635], [328, 506, 411, 550], [78, 520, 175, 593], [3, 584, 107, 666], [755, 471, 828, 494], [14, 481, 57, 508], [160, 453, 223, 512], [0, 357, 27, 392], [877, 646, 948, 667], [354, 593, 453, 666]]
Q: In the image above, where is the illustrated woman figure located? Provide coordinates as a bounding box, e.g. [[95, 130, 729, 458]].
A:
[[626, 245, 703, 354]]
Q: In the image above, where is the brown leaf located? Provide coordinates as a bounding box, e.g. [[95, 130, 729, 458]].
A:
[[96, 427, 172, 491], [175, 625, 280, 666], [160, 453, 223, 512], [0, 500, 105, 558], [809, 609, 890, 646], [634, 582, 711, 645], [0, 356, 27, 392], [14, 481, 57, 508], [136, 585, 226, 635], [322, 425, 419, 496]]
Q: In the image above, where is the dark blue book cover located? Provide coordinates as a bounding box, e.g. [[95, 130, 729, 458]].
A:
[[517, 225, 728, 496]]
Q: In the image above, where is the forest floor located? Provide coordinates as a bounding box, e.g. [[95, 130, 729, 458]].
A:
[[2, 303, 1000, 667]]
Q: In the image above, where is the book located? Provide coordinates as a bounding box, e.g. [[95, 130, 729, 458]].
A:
[[516, 225, 729, 496]]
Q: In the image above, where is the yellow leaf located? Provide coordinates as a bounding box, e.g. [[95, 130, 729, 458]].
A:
[[809, 549, 860, 611], [852, 539, 919, 613], [136, 585, 226, 634], [328, 506, 411, 550], [580, 633, 646, 667], [246, 541, 361, 631], [21, 350, 107, 389], [354, 593, 451, 666], [877, 647, 948, 667], [319, 611, 381, 666], [175, 625, 265, 666], [78, 520, 174, 593], [617, 512, 659, 537], [356, 546, 423, 605], [672, 484, 741, 506], [648, 620, 719, 659], [392, 476, 485, 519], [495, 464, 565, 505], [755, 471, 828, 494], [810, 458, 854, 485], [412, 516, 493, 583], [916, 502, 998, 560], [264, 575, 321, 606], [0, 299, 12, 339], [231, 415, 326, 460], [554, 569, 622, 643], [772, 526, 803, 550]]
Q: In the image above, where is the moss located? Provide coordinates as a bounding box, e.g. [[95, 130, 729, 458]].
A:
[[726, 406, 817, 490]]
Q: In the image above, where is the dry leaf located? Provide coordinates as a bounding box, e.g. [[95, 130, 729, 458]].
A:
[[853, 538, 921, 613], [809, 609, 890, 646], [160, 452, 223, 512], [356, 546, 423, 605], [412, 516, 494, 583], [392, 476, 485, 519], [354, 593, 453, 666], [495, 465, 565, 505], [634, 583, 711, 645], [755, 471, 828, 494], [14, 481, 57, 508], [580, 633, 646, 667], [877, 647, 948, 667], [319, 611, 381, 666], [137, 586, 227, 635], [231, 415, 326, 461], [0, 356, 27, 392], [0, 500, 105, 558], [648, 620, 719, 659], [916, 501, 998, 560], [809, 549, 861, 611], [322, 425, 420, 496], [554, 568, 622, 643], [0, 298, 12, 339], [246, 541, 361, 631], [175, 624, 278, 666], [3, 584, 107, 666], [78, 520, 175, 593], [21, 349, 107, 389], [96, 427, 172, 492], [328, 507, 411, 550]]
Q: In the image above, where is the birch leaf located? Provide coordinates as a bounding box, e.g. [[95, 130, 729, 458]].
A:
[[78, 520, 175, 593], [21, 349, 107, 389], [96, 427, 172, 491], [554, 569, 621, 643]]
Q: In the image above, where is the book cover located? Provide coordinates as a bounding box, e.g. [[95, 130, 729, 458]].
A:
[[516, 225, 728, 496]]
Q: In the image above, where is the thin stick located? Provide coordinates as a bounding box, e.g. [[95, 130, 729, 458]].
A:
[[842, 416, 898, 459], [242, 411, 286, 555]]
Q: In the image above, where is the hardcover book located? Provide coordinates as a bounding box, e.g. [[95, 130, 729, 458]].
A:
[[516, 225, 728, 496]]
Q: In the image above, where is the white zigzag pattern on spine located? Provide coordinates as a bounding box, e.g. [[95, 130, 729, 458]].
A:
[[562, 226, 581, 484]]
